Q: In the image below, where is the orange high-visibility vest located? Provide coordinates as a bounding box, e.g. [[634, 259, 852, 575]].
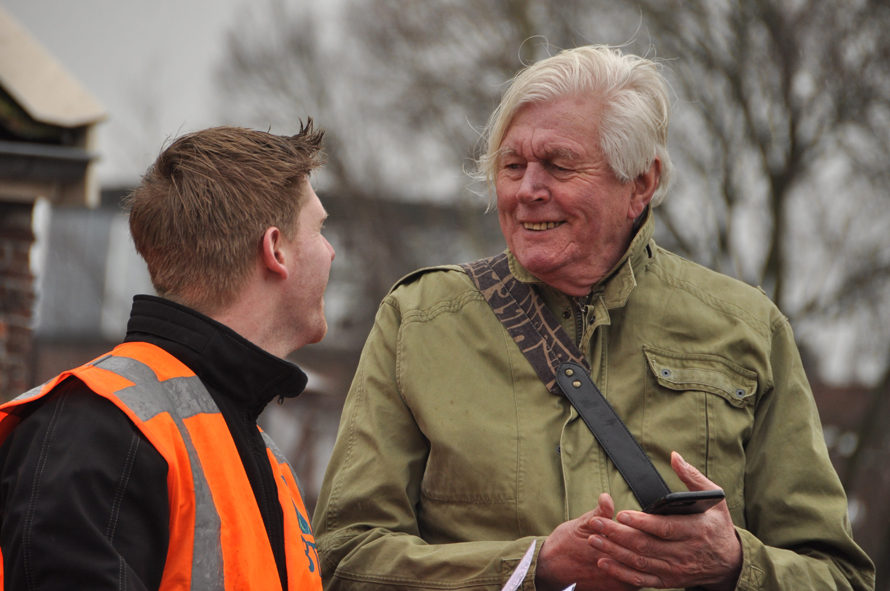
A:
[[0, 341, 322, 591]]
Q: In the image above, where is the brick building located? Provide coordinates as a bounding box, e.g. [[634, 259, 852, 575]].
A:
[[0, 6, 106, 401]]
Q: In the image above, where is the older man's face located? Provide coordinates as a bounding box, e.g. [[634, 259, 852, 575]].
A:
[[495, 95, 653, 296]]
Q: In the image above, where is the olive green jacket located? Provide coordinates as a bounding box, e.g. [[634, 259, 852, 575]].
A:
[[313, 215, 874, 590]]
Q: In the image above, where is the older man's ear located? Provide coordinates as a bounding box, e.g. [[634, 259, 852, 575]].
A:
[[628, 158, 661, 220]]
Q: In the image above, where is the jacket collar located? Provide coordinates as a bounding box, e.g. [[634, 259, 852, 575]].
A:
[[124, 295, 308, 420], [507, 207, 655, 310]]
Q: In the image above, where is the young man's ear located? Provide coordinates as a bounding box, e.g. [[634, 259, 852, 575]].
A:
[[261, 227, 289, 279], [628, 158, 661, 220]]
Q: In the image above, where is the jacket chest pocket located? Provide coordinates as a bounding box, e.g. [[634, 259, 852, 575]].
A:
[[642, 346, 757, 512]]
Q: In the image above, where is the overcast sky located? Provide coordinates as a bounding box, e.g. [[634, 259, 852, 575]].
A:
[[4, 0, 255, 185]]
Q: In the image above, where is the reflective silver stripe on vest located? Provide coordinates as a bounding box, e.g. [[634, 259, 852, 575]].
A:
[[261, 430, 307, 502], [94, 354, 224, 591], [260, 430, 288, 466], [10, 383, 45, 403]]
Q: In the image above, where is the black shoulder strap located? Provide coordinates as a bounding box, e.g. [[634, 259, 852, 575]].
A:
[[461, 253, 671, 510]]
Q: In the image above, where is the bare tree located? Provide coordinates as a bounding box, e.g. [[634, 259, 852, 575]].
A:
[[218, 0, 890, 369], [215, 0, 631, 337], [633, 0, 890, 371]]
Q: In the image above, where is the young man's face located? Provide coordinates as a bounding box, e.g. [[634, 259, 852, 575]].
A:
[[283, 182, 335, 348]]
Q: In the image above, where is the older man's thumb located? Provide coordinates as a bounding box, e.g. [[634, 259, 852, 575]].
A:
[[670, 451, 716, 491]]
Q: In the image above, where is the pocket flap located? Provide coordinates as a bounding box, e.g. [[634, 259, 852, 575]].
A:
[[643, 346, 758, 408]]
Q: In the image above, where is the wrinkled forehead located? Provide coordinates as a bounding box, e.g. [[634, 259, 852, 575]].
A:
[[498, 98, 602, 157]]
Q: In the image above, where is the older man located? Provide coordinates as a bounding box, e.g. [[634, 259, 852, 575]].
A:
[[312, 46, 873, 591], [0, 123, 334, 590]]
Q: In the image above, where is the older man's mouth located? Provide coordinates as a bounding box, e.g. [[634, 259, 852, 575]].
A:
[[522, 221, 564, 231]]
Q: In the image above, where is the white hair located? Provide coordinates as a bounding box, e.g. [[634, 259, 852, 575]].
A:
[[476, 45, 673, 206]]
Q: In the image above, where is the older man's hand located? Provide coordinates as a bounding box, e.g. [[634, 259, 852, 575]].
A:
[[535, 495, 640, 591], [586, 452, 742, 590]]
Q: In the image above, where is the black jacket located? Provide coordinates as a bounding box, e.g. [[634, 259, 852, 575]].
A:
[[0, 295, 309, 590]]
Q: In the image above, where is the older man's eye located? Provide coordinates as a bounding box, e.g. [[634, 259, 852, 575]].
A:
[[501, 163, 526, 175]]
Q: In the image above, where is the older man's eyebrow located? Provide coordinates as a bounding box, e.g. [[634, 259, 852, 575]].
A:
[[496, 147, 581, 161], [496, 147, 519, 160], [545, 147, 582, 162]]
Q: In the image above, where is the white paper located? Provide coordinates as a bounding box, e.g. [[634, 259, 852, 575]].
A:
[[499, 539, 576, 591], [500, 540, 537, 591]]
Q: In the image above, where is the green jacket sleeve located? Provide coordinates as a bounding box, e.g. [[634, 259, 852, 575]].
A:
[[730, 315, 874, 590], [311, 297, 542, 590]]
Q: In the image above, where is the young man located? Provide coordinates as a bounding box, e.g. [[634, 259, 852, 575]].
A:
[[0, 123, 334, 590]]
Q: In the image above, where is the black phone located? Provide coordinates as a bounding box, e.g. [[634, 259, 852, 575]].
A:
[[643, 489, 725, 515]]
